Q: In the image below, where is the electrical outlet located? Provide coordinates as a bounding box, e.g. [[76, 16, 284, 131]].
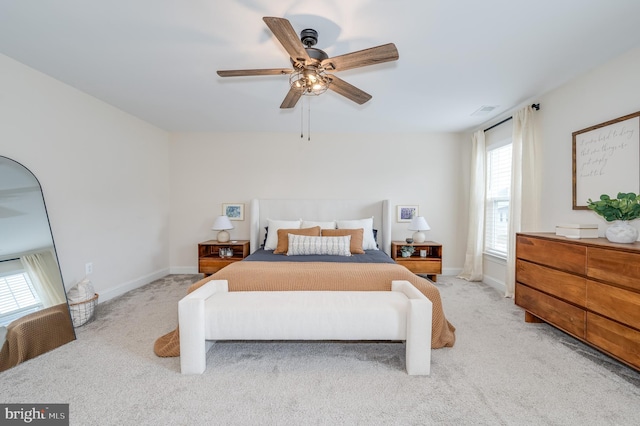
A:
[[85, 262, 93, 275]]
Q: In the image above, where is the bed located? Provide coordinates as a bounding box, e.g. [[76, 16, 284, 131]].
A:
[[154, 199, 455, 357]]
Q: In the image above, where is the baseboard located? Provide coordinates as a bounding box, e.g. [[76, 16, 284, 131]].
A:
[[98, 268, 170, 303], [169, 266, 199, 275], [482, 275, 506, 294], [442, 267, 462, 277]]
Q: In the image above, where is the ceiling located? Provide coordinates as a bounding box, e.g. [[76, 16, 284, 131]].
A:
[[1, 1, 640, 135], [0, 157, 54, 259]]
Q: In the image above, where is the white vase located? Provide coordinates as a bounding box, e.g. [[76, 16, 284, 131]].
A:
[[605, 221, 639, 243]]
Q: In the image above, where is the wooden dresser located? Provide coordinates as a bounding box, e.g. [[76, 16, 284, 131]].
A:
[[515, 232, 640, 371]]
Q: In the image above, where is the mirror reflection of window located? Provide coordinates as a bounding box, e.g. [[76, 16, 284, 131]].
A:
[[0, 269, 43, 327]]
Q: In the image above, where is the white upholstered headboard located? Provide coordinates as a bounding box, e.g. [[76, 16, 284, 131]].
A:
[[249, 199, 392, 256]]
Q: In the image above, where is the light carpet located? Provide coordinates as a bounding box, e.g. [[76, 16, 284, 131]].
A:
[[1, 275, 639, 425]]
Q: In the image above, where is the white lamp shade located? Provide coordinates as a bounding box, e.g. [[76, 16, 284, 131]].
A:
[[212, 215, 233, 243], [408, 216, 430, 231], [212, 215, 233, 231], [408, 216, 430, 243]]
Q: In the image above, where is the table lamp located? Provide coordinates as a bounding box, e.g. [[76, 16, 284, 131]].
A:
[[408, 216, 430, 243], [212, 215, 233, 242]]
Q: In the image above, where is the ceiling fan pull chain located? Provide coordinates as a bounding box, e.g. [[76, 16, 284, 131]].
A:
[[308, 98, 311, 141], [300, 98, 304, 139]]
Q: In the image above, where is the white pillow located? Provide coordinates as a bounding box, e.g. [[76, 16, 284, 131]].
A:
[[264, 219, 301, 250], [287, 234, 352, 256], [336, 217, 378, 250], [301, 220, 337, 229]]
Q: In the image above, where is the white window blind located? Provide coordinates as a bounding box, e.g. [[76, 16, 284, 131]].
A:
[[484, 143, 512, 258], [0, 272, 42, 326]]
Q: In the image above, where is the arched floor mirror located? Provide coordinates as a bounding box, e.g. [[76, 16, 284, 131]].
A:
[[0, 156, 75, 372]]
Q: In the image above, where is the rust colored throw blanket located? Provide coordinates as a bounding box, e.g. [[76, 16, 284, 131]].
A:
[[154, 262, 456, 357]]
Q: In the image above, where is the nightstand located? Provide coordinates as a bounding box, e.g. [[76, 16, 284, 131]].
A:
[[391, 241, 442, 282], [198, 240, 250, 276]]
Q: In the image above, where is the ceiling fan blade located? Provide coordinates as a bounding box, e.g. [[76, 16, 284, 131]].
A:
[[217, 68, 292, 77], [280, 88, 302, 109], [322, 43, 399, 72], [326, 75, 372, 105], [263, 17, 311, 65]]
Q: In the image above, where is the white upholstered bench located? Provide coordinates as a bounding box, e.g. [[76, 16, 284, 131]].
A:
[[178, 279, 432, 375]]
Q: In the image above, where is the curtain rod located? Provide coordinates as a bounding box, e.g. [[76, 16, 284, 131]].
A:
[[0, 258, 19, 263], [484, 103, 540, 133]]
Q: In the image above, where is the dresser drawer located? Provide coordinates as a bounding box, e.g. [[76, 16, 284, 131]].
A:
[[517, 235, 587, 275], [588, 247, 640, 292], [515, 284, 586, 339], [516, 260, 586, 306], [586, 280, 640, 330], [586, 313, 640, 370]]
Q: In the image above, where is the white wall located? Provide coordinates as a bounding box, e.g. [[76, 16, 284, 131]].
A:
[[0, 53, 171, 301], [480, 46, 640, 292], [169, 131, 470, 275], [538, 46, 640, 231]]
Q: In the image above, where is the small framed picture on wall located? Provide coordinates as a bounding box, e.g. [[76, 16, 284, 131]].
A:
[[396, 205, 418, 222], [223, 203, 244, 221]]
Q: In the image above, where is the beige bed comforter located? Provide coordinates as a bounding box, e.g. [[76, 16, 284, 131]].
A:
[[154, 261, 456, 357]]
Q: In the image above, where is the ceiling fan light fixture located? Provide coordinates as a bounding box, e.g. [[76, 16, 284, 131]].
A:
[[289, 67, 330, 96]]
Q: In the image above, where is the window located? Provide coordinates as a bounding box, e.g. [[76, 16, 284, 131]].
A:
[[484, 143, 512, 258], [0, 272, 43, 326]]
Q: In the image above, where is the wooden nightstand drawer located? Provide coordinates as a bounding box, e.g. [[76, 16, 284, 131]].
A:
[[394, 259, 441, 274], [198, 258, 236, 275]]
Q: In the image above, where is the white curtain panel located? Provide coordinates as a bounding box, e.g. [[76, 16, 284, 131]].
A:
[[20, 251, 66, 307], [505, 105, 541, 297], [458, 130, 486, 281]]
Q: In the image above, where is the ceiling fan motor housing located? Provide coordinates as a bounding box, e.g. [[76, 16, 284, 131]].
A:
[[300, 28, 318, 47], [298, 29, 328, 65], [305, 47, 328, 62]]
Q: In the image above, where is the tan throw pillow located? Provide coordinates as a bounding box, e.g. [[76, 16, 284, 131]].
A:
[[273, 226, 321, 254], [321, 228, 365, 254], [336, 217, 377, 250]]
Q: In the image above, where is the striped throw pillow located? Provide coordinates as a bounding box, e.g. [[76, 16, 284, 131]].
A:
[[286, 234, 352, 256]]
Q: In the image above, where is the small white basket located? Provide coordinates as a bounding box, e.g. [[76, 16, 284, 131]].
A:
[[69, 293, 99, 327]]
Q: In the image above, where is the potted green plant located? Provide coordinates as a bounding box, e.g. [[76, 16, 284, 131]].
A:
[[400, 245, 415, 258], [586, 192, 640, 243]]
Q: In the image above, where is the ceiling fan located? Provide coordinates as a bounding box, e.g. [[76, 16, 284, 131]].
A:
[[217, 17, 399, 109]]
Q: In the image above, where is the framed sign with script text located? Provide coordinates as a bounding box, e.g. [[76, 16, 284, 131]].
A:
[[572, 111, 640, 209]]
